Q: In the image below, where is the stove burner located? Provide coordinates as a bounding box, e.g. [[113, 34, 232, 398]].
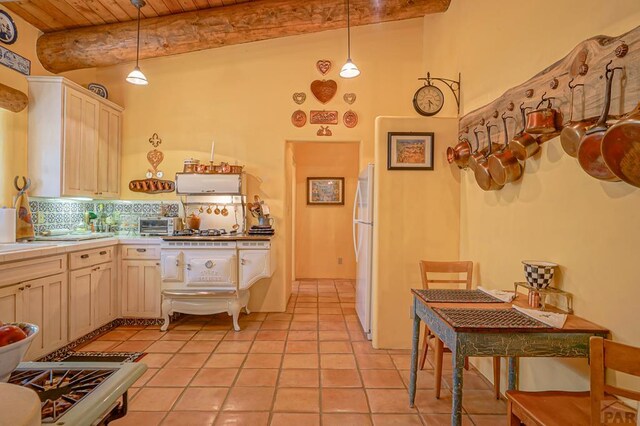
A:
[[172, 228, 227, 237], [9, 369, 116, 423]]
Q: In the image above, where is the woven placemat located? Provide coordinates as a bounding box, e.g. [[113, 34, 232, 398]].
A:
[[414, 289, 502, 303], [433, 308, 550, 329]]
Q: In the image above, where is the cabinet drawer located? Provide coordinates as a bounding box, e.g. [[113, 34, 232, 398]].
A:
[[69, 246, 114, 270], [121, 245, 160, 260], [0, 255, 67, 288]]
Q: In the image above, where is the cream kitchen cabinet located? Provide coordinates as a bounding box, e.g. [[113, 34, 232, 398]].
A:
[[27, 76, 124, 199], [0, 284, 23, 323], [69, 262, 117, 341], [238, 249, 271, 290], [121, 260, 161, 318]]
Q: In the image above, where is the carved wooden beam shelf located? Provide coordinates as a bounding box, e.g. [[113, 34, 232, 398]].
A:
[[459, 25, 640, 148], [0, 82, 28, 113]]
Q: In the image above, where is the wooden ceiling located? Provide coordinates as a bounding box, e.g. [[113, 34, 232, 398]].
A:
[[3, 0, 255, 32]]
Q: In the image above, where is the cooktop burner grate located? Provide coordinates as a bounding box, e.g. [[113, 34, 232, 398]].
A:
[[172, 228, 228, 237], [9, 368, 116, 423]]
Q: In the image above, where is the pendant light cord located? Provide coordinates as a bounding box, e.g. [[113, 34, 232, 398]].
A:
[[346, 0, 351, 60], [135, 6, 141, 66]]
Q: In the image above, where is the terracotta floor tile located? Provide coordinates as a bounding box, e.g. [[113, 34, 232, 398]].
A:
[[287, 330, 318, 341], [322, 413, 373, 426], [141, 353, 173, 368], [214, 412, 270, 426], [270, 413, 320, 426], [162, 411, 216, 426], [235, 368, 279, 386], [111, 340, 153, 352], [179, 341, 219, 353], [173, 324, 204, 331], [293, 314, 318, 322], [255, 330, 288, 341], [133, 368, 158, 387], [165, 353, 209, 368], [278, 369, 319, 387], [319, 314, 344, 322], [443, 369, 495, 390], [192, 331, 227, 341], [470, 414, 509, 425], [285, 341, 318, 354], [173, 387, 229, 411], [273, 388, 319, 412], [414, 389, 454, 414], [266, 313, 293, 321], [318, 307, 342, 314], [371, 414, 423, 425], [319, 331, 350, 341], [129, 330, 167, 341], [147, 341, 186, 353], [399, 369, 436, 389], [205, 353, 246, 368], [294, 307, 318, 314], [390, 354, 411, 370], [361, 370, 405, 388], [243, 353, 282, 369], [79, 340, 118, 351], [111, 411, 166, 426], [282, 353, 318, 369], [319, 322, 347, 331], [462, 390, 507, 414], [191, 368, 238, 387], [319, 341, 352, 353], [250, 340, 286, 353], [239, 321, 262, 330], [222, 387, 275, 411], [289, 322, 318, 331], [130, 387, 183, 411], [356, 354, 396, 369], [366, 389, 417, 413], [223, 330, 257, 341], [98, 329, 138, 341], [420, 413, 474, 425], [320, 354, 357, 369], [320, 369, 362, 388], [321, 388, 369, 413], [215, 341, 253, 353], [352, 342, 387, 354], [260, 321, 291, 330], [147, 368, 197, 387], [160, 330, 197, 341]]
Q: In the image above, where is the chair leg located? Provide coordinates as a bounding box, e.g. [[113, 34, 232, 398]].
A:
[[464, 357, 470, 370], [493, 357, 501, 399], [434, 337, 444, 399], [419, 329, 430, 370], [507, 399, 521, 426]]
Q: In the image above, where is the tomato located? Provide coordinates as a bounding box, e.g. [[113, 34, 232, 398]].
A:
[[0, 325, 27, 347]]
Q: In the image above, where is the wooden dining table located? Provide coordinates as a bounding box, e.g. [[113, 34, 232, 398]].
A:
[[407, 289, 609, 426]]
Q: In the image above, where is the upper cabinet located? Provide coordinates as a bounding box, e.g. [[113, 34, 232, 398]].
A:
[[27, 77, 123, 199]]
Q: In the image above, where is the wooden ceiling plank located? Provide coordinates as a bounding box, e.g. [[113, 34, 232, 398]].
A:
[[206, 0, 225, 7], [3, 2, 59, 31], [144, 0, 172, 16], [42, 0, 94, 26], [24, 0, 86, 29], [160, 0, 186, 14], [177, 0, 197, 11], [193, 0, 211, 9], [37, 0, 451, 73], [60, 0, 109, 25], [97, 0, 137, 21]]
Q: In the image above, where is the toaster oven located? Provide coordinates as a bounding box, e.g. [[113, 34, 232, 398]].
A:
[[139, 217, 175, 236]]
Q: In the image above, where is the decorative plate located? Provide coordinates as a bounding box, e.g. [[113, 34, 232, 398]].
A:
[[310, 79, 337, 104], [316, 60, 332, 75], [87, 83, 108, 99], [291, 110, 307, 127], [0, 11, 17, 45], [343, 110, 358, 128], [292, 92, 306, 105], [343, 93, 356, 105]]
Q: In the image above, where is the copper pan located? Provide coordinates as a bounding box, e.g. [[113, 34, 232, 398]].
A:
[[468, 128, 485, 172], [560, 79, 598, 157], [577, 61, 622, 181], [526, 94, 559, 135], [447, 136, 473, 169], [509, 103, 540, 161], [601, 102, 640, 187], [474, 123, 504, 191], [488, 113, 523, 185]]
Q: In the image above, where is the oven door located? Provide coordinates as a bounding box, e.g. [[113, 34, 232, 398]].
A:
[[184, 250, 237, 289]]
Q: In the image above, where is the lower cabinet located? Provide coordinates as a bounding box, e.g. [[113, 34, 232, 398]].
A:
[[0, 273, 68, 360], [69, 262, 116, 341], [239, 250, 271, 290], [121, 260, 161, 318]]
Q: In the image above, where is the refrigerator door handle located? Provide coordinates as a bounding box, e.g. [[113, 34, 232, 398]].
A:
[[353, 183, 362, 261]]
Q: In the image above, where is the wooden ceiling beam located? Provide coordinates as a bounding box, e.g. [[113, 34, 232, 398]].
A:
[[36, 0, 450, 73], [0, 83, 28, 113]]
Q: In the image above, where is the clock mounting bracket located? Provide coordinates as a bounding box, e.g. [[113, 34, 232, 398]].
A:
[[418, 72, 462, 115]]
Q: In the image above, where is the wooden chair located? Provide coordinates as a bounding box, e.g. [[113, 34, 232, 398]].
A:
[[419, 260, 501, 399], [507, 336, 640, 426]]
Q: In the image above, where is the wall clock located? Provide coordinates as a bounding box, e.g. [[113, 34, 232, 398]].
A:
[[0, 10, 17, 45], [413, 84, 444, 116]]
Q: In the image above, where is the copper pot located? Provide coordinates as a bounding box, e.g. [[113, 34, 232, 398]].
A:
[[488, 113, 523, 185], [509, 103, 540, 161], [468, 128, 485, 172], [474, 123, 504, 191], [577, 62, 621, 181], [601, 102, 640, 187], [446, 137, 473, 169], [560, 80, 599, 158], [526, 95, 559, 135], [186, 213, 201, 230]]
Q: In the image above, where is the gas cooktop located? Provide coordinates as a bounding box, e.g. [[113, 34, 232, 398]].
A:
[[163, 228, 240, 240]]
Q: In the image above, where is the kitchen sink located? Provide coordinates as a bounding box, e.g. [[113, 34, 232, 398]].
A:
[[0, 242, 57, 253]]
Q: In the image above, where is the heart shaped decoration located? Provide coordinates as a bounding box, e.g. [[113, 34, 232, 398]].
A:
[[292, 92, 306, 105], [343, 93, 357, 105], [147, 149, 164, 171], [316, 60, 332, 75], [310, 79, 337, 104]]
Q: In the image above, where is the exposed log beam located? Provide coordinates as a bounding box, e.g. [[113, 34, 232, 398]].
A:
[[37, 0, 451, 73], [0, 83, 28, 113]]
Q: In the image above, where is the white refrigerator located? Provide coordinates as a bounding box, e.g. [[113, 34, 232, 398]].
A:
[[353, 163, 374, 340]]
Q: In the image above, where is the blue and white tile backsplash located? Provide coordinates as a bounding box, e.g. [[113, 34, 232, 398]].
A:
[[30, 198, 180, 235]]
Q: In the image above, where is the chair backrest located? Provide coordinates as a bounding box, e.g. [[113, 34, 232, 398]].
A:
[[590, 336, 640, 425], [419, 260, 473, 290]]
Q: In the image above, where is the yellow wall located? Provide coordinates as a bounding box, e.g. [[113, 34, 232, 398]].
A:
[[372, 116, 460, 349], [423, 0, 640, 394], [293, 142, 359, 279]]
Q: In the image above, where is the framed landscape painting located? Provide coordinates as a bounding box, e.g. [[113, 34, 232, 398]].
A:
[[387, 132, 434, 170], [307, 177, 345, 205]]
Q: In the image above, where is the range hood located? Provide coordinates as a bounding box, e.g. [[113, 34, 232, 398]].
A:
[[175, 173, 243, 195]]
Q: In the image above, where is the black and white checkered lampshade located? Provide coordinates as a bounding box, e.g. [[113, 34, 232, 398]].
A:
[[522, 261, 557, 289]]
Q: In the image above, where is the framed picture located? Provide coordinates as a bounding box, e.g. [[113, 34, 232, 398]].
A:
[[387, 132, 434, 170], [307, 177, 345, 205]]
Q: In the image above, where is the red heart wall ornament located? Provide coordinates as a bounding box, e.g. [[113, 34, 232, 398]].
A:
[[310, 79, 337, 104], [316, 60, 332, 75]]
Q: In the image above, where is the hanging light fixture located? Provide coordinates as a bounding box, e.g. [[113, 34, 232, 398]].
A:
[[126, 0, 148, 85], [340, 0, 360, 79]]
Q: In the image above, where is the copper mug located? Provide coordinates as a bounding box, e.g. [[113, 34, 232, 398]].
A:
[[526, 97, 558, 134]]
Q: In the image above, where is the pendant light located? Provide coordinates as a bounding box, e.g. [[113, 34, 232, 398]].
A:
[[126, 0, 148, 85], [339, 0, 360, 79]]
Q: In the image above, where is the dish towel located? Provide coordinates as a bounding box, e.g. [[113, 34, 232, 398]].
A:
[[477, 286, 516, 303], [514, 306, 567, 328]]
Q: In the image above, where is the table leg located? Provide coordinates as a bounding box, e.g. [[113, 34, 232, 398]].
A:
[[409, 305, 420, 408], [451, 349, 464, 426], [508, 357, 519, 390]]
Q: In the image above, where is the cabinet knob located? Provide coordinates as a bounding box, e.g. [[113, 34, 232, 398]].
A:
[[81, 254, 90, 259], [25, 284, 31, 289], [240, 259, 247, 265], [99, 251, 107, 255], [155, 262, 160, 266], [18, 287, 24, 291], [136, 248, 147, 253], [186, 264, 191, 271]]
